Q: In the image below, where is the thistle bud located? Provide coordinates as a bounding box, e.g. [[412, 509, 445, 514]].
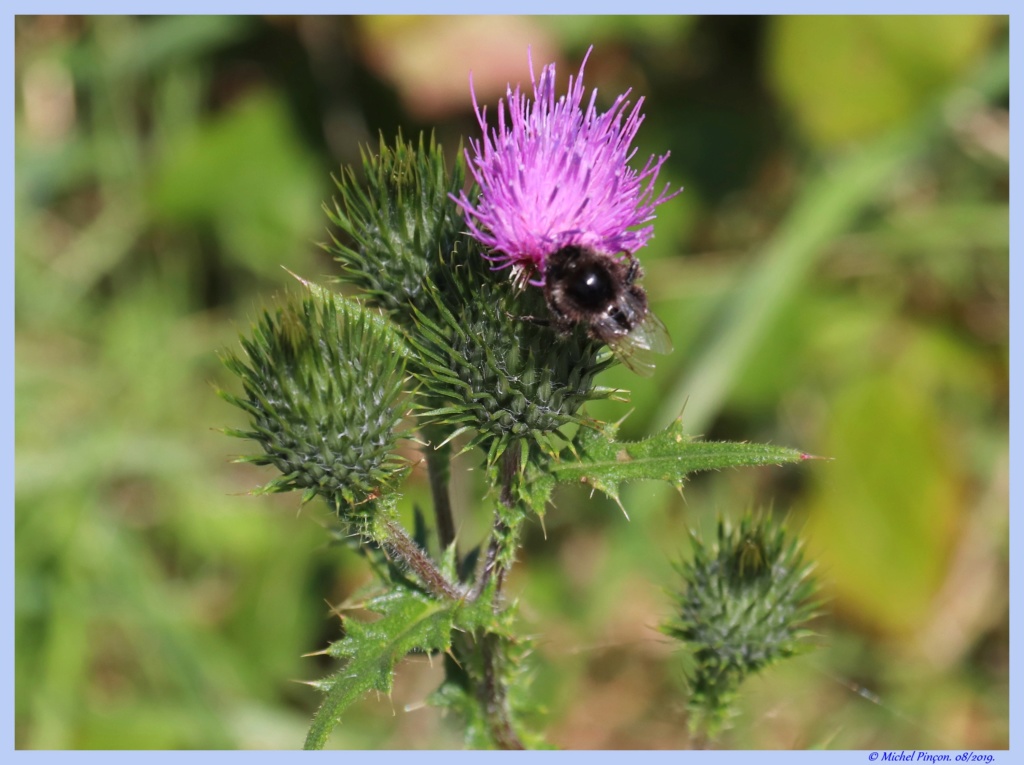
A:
[[663, 514, 820, 738], [324, 133, 466, 326], [220, 294, 409, 517]]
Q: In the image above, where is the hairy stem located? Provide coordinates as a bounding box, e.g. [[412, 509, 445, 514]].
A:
[[479, 632, 524, 750], [498, 438, 522, 510], [470, 516, 508, 601], [471, 441, 524, 601], [470, 442, 528, 748], [381, 519, 466, 601]]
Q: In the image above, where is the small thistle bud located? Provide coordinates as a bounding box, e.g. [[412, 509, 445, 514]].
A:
[[663, 514, 820, 738], [324, 132, 466, 326], [220, 294, 410, 517]]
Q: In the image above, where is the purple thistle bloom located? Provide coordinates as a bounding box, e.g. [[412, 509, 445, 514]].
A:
[[454, 47, 680, 285]]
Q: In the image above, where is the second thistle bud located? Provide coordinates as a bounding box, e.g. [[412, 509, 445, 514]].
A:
[[220, 293, 410, 518], [663, 514, 820, 738]]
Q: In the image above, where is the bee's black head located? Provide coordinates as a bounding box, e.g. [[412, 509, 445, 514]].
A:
[[545, 245, 617, 312]]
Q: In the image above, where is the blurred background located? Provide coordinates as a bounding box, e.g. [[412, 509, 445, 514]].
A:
[[14, 15, 1008, 749]]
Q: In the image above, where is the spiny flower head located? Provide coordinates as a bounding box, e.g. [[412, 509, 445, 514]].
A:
[[324, 133, 466, 327], [454, 47, 679, 283], [406, 241, 614, 463], [219, 293, 410, 518]]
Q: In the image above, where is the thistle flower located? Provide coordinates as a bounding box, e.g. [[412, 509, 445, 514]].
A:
[[454, 47, 679, 282]]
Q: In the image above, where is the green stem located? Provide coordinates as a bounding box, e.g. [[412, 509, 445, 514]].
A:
[[459, 442, 528, 748], [424, 438, 458, 555]]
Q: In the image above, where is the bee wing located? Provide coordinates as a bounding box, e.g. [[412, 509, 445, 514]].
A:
[[629, 311, 673, 355], [609, 340, 659, 376], [608, 312, 673, 377]]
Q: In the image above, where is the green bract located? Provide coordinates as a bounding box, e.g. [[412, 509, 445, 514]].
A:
[[220, 295, 409, 516]]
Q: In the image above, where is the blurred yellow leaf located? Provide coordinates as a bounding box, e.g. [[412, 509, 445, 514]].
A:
[[805, 369, 964, 637], [767, 16, 998, 147]]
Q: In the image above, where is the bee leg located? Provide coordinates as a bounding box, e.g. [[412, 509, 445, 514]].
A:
[[505, 311, 551, 327], [623, 253, 643, 286], [506, 310, 578, 336]]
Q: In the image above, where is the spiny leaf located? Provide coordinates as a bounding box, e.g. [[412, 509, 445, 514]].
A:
[[304, 584, 497, 750], [549, 417, 811, 504]]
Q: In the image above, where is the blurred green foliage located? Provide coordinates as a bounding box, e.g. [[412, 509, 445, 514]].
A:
[[15, 15, 1007, 749]]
